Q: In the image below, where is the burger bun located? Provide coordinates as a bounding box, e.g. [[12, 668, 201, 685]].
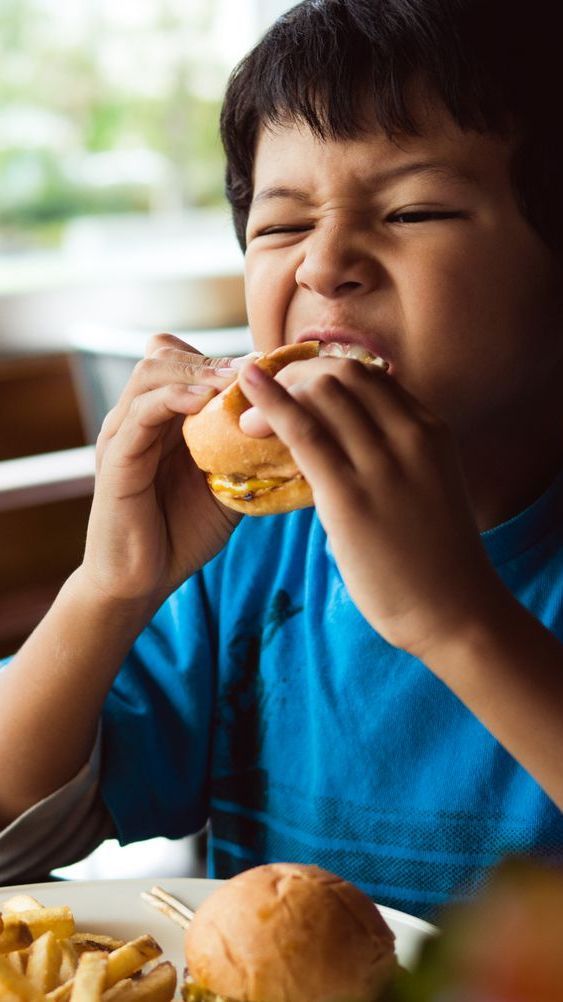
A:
[[184, 862, 397, 1002], [182, 342, 320, 516]]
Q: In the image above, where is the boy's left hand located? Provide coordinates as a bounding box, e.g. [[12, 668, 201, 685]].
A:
[[238, 355, 506, 662]]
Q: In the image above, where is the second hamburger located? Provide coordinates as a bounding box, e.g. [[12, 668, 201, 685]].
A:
[[182, 862, 397, 1002]]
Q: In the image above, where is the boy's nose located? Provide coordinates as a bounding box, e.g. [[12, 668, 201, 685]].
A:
[[295, 224, 379, 299]]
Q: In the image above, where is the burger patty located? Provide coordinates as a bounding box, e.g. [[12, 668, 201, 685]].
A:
[[208, 473, 302, 500]]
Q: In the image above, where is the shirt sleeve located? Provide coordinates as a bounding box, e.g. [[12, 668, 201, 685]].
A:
[[99, 566, 220, 847], [0, 551, 224, 869], [0, 726, 115, 886]]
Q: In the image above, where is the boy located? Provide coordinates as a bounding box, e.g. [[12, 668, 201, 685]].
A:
[[0, 0, 562, 919]]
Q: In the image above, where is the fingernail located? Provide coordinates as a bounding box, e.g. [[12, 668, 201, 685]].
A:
[[241, 362, 266, 386], [229, 351, 262, 370], [186, 384, 213, 395], [239, 407, 257, 431], [216, 367, 237, 376]]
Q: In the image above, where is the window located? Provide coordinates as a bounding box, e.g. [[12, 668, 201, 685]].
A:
[[0, 0, 292, 251]]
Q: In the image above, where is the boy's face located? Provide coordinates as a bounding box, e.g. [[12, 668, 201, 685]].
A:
[[243, 97, 563, 442]]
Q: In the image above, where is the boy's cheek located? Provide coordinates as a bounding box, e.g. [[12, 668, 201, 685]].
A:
[[244, 260, 291, 353]]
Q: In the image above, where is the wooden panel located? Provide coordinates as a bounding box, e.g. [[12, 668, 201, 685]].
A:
[[0, 353, 87, 460], [0, 494, 92, 658], [0, 354, 92, 657]]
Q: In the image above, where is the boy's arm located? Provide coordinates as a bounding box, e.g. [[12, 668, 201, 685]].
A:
[[0, 723, 115, 884], [238, 358, 563, 809], [0, 335, 243, 829]]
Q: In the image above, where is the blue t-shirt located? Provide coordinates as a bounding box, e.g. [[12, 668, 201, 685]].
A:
[[101, 470, 563, 920]]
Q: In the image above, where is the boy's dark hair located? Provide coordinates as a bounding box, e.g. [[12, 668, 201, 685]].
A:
[[220, 0, 562, 257]]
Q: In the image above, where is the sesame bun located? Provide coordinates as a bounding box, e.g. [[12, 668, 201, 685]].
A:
[[182, 342, 320, 515], [183, 862, 397, 1002]]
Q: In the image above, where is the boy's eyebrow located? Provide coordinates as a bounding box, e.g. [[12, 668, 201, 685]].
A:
[[371, 160, 478, 188], [251, 185, 313, 207], [251, 160, 478, 206]]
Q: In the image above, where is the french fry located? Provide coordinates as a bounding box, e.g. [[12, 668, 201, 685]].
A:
[[70, 934, 125, 955], [2, 894, 171, 1002], [46, 983, 72, 1002], [101, 979, 134, 1001], [69, 950, 107, 1002], [0, 918, 33, 953], [0, 990, 20, 1002], [101, 962, 176, 1002], [0, 953, 46, 1001], [1, 895, 45, 913], [3, 908, 75, 942], [58, 940, 79, 984], [46, 935, 162, 1002], [26, 931, 62, 994], [104, 936, 162, 987], [6, 949, 27, 975]]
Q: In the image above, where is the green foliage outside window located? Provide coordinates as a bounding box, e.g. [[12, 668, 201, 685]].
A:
[[0, 0, 232, 248]]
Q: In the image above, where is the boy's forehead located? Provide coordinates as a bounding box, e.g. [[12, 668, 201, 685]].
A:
[[252, 113, 513, 199], [250, 81, 518, 198]]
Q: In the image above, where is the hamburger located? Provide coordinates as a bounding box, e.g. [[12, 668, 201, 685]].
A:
[[182, 341, 387, 516], [182, 862, 397, 1002]]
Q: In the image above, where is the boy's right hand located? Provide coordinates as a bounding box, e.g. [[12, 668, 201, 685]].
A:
[[79, 333, 246, 608]]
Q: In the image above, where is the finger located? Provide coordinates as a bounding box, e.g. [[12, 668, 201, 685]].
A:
[[99, 356, 233, 443], [322, 362, 448, 472], [143, 331, 233, 363], [141, 351, 237, 386], [239, 356, 377, 438], [284, 357, 444, 471], [238, 357, 384, 440], [99, 383, 213, 471], [148, 343, 259, 374], [144, 331, 193, 355], [276, 355, 436, 434], [239, 405, 273, 437], [144, 331, 260, 370], [334, 358, 440, 433], [238, 363, 354, 491], [292, 373, 389, 474]]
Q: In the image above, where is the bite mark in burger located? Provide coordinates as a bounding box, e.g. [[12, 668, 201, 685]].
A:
[[183, 341, 388, 516]]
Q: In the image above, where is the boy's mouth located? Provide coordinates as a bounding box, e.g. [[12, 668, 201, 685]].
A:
[[295, 328, 392, 371], [317, 340, 389, 371]]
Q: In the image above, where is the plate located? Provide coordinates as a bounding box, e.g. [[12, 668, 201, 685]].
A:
[[0, 876, 436, 978]]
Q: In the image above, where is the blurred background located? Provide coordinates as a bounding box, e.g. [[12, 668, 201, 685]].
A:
[[0, 0, 292, 880]]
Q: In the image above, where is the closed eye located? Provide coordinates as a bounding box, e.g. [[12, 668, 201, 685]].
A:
[[258, 225, 312, 236], [388, 210, 466, 224]]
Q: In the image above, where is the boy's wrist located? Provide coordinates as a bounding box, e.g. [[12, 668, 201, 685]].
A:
[[65, 566, 164, 635], [417, 583, 524, 685]]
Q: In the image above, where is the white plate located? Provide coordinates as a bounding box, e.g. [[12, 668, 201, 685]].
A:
[[0, 876, 436, 979]]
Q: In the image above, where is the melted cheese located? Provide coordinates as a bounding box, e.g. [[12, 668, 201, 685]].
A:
[[181, 985, 230, 1002], [208, 474, 287, 498]]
